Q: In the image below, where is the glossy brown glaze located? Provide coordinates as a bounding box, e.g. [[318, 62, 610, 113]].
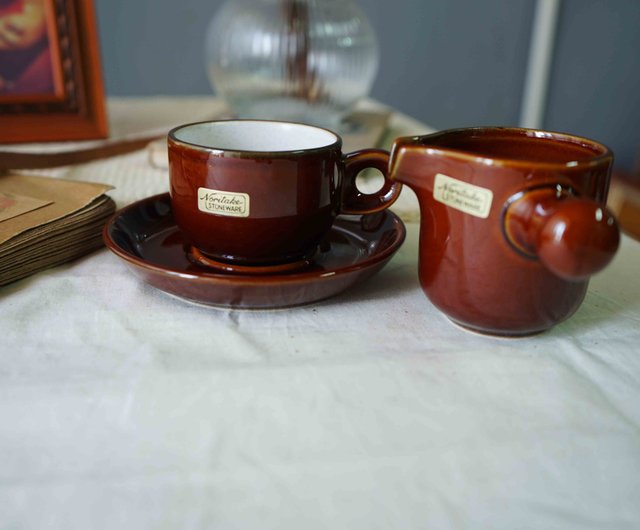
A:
[[103, 193, 406, 309], [168, 120, 401, 265], [505, 189, 619, 280], [186, 244, 317, 275], [389, 127, 619, 336]]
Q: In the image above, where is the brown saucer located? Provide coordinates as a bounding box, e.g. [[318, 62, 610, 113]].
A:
[[103, 193, 406, 309]]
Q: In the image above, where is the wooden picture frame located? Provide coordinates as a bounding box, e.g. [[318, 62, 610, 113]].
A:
[[0, 0, 108, 143]]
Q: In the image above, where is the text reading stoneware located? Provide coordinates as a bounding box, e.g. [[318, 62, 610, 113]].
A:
[[433, 173, 493, 219], [198, 188, 250, 218]]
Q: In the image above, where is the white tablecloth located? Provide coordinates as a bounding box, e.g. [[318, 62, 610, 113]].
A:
[[1, 98, 639, 530]]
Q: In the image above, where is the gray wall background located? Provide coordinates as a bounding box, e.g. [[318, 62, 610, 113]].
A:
[[95, 0, 640, 171]]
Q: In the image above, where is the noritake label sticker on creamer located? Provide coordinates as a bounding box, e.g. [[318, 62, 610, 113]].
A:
[[433, 173, 493, 219], [198, 187, 250, 217]]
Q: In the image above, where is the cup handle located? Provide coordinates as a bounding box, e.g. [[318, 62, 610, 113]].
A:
[[340, 149, 403, 215], [503, 186, 620, 280]]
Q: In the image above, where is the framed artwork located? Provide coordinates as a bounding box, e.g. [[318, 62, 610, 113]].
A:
[[0, 0, 108, 143]]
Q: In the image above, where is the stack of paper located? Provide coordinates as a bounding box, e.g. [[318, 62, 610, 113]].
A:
[[0, 174, 115, 286]]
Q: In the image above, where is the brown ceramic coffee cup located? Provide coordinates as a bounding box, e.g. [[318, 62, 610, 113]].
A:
[[168, 120, 401, 268], [389, 127, 620, 336]]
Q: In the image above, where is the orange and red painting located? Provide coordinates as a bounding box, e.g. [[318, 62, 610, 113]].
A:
[[0, 0, 63, 100]]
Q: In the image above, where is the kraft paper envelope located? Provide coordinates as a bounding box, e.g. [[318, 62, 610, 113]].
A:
[[0, 174, 113, 246]]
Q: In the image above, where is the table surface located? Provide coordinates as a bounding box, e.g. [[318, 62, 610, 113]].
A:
[[1, 98, 639, 530]]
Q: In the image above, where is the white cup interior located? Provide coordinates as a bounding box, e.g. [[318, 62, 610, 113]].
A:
[[172, 120, 339, 152]]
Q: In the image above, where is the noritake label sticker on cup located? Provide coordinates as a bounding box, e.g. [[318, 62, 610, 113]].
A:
[[198, 187, 250, 218], [433, 173, 493, 219]]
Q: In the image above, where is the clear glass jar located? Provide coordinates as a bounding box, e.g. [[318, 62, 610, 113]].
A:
[[205, 0, 379, 130]]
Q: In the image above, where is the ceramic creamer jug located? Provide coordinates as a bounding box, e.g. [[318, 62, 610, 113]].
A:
[[389, 127, 620, 336]]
